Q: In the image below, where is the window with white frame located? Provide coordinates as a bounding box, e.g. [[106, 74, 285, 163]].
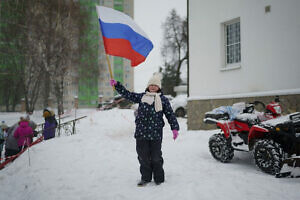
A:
[[225, 19, 241, 65]]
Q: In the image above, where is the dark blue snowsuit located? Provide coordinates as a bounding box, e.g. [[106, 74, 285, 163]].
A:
[[115, 81, 179, 183]]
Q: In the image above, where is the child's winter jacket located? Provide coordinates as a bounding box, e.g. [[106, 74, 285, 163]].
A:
[[43, 116, 57, 140], [14, 121, 33, 147], [115, 82, 179, 140]]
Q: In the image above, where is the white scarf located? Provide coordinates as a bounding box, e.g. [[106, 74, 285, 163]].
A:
[[141, 92, 162, 112]]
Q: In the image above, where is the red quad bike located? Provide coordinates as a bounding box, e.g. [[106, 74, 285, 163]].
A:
[[204, 98, 300, 177]]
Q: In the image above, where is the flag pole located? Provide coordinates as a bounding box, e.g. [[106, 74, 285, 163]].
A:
[[105, 54, 115, 90], [105, 54, 113, 79]]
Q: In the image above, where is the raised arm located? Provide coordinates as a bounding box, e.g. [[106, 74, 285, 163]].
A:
[[112, 80, 143, 103]]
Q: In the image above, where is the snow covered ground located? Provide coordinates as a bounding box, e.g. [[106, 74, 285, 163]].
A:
[[0, 108, 299, 200]]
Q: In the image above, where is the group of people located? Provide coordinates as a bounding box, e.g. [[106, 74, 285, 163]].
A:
[[0, 109, 58, 161]]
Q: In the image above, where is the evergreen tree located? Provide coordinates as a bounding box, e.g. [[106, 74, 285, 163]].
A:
[[0, 0, 26, 111], [160, 64, 177, 96]]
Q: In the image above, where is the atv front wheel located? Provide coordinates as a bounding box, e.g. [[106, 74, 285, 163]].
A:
[[209, 133, 234, 163], [253, 139, 285, 175]]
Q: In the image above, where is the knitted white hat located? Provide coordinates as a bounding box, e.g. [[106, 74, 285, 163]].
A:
[[147, 72, 162, 89]]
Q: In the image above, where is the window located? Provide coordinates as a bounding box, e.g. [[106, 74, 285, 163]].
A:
[[224, 19, 241, 66]]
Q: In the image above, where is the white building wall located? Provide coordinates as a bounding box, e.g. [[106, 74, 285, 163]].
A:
[[189, 0, 300, 99]]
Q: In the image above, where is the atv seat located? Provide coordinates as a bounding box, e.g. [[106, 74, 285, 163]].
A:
[[235, 113, 259, 126], [204, 113, 229, 120]]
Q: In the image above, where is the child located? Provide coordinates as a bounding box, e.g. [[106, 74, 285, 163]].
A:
[[14, 117, 33, 152], [4, 123, 19, 158], [110, 73, 179, 186], [42, 109, 58, 140]]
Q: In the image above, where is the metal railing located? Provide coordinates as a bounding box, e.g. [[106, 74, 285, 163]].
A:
[[36, 116, 87, 137], [0, 115, 87, 170]]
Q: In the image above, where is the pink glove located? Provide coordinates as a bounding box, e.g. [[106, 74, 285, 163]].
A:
[[172, 130, 178, 140], [110, 79, 117, 86]]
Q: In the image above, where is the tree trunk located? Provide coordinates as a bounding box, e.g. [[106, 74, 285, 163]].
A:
[[175, 54, 187, 86], [43, 72, 51, 108]]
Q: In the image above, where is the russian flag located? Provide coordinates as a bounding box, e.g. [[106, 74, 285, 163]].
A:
[[96, 6, 153, 67]]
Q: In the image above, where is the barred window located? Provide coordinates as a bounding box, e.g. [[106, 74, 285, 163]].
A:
[[225, 21, 241, 64]]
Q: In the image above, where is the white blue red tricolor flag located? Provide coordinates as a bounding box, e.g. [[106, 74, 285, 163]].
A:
[[96, 6, 153, 67]]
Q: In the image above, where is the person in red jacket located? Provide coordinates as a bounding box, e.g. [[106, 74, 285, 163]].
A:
[[14, 117, 33, 152]]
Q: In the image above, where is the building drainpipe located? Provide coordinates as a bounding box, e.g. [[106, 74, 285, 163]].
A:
[[187, 0, 190, 97]]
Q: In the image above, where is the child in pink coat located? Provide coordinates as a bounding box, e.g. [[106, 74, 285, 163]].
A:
[[14, 118, 33, 152]]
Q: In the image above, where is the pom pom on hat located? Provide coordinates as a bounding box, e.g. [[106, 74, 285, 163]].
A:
[[147, 72, 162, 89]]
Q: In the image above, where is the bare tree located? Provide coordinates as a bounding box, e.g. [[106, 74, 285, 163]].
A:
[[21, 0, 53, 112], [42, 0, 81, 114], [161, 9, 187, 94], [0, 0, 50, 112], [1, 0, 86, 113], [23, 0, 81, 113]]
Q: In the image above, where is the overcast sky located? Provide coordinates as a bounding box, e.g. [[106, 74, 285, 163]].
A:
[[133, 0, 187, 92]]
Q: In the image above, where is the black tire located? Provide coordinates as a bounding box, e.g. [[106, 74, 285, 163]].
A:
[[253, 139, 285, 175], [209, 133, 234, 163], [175, 107, 186, 117]]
